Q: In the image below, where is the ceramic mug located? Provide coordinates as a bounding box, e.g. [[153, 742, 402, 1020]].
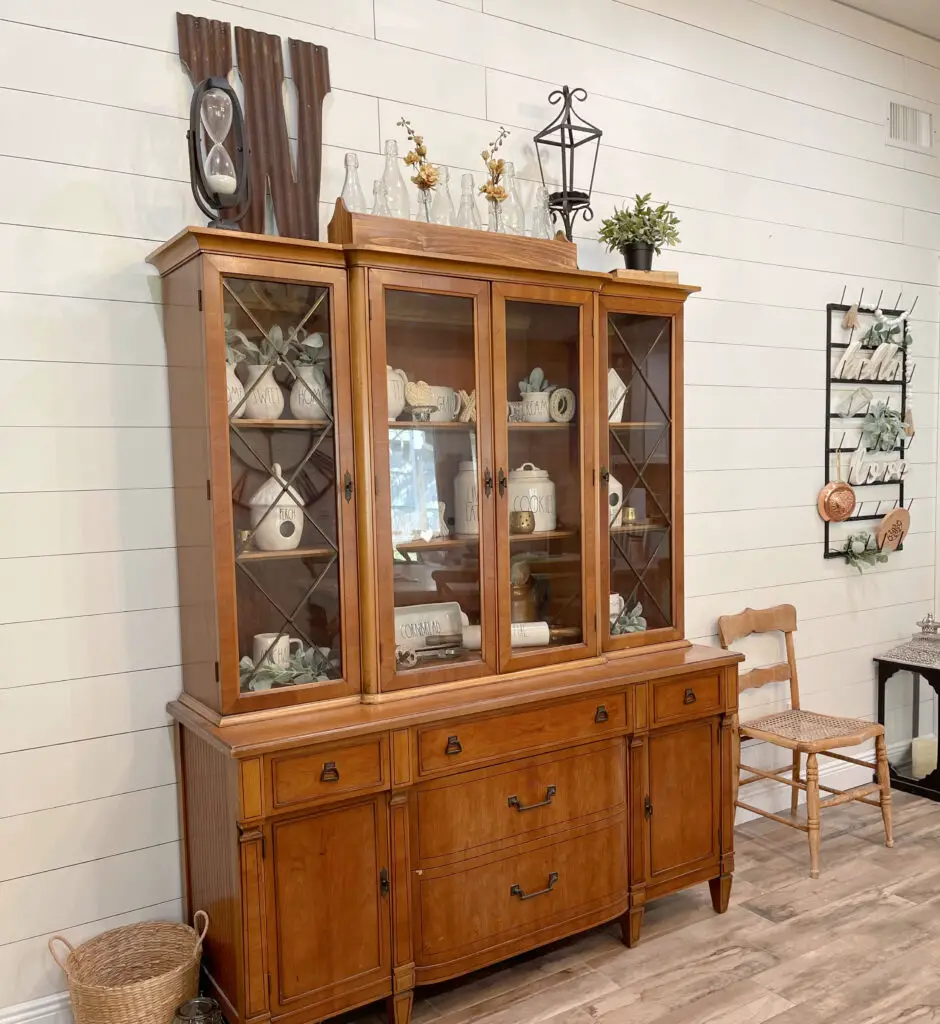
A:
[[522, 391, 551, 423], [253, 633, 303, 669], [429, 385, 460, 422]]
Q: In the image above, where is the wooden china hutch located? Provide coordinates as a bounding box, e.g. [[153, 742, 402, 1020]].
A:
[[149, 214, 741, 1024]]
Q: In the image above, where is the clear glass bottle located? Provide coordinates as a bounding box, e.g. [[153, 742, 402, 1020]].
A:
[[430, 166, 457, 226], [371, 179, 391, 216], [530, 185, 554, 239], [340, 152, 366, 213], [382, 139, 410, 220], [501, 161, 525, 236], [456, 173, 483, 230], [487, 198, 504, 234]]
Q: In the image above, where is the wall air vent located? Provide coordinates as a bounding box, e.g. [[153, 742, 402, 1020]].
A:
[[887, 101, 934, 154]]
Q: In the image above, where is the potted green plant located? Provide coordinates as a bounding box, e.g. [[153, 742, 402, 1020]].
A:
[[599, 193, 681, 271]]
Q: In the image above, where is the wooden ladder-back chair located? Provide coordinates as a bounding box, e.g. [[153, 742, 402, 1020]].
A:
[[717, 604, 893, 878]]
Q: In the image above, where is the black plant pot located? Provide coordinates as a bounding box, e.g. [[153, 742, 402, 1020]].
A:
[[623, 243, 653, 271]]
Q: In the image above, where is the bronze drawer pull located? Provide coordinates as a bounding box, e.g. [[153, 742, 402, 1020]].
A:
[[483, 468, 493, 498], [644, 795, 653, 820], [498, 468, 508, 498], [320, 761, 340, 782], [508, 785, 556, 812], [445, 735, 462, 756], [594, 704, 609, 723], [510, 872, 559, 901], [683, 688, 696, 705]]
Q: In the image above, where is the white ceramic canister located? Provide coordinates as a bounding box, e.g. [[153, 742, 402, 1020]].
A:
[[387, 366, 408, 420], [226, 364, 245, 418], [607, 472, 624, 529], [247, 462, 305, 551], [289, 365, 332, 420], [454, 461, 479, 536], [508, 462, 556, 533], [243, 364, 284, 420]]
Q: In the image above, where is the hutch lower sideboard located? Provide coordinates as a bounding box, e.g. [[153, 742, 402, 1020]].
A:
[[148, 223, 742, 1024]]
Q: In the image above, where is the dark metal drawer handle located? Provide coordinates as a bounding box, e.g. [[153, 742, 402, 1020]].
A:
[[445, 735, 462, 756], [380, 868, 390, 897], [320, 761, 340, 783], [595, 704, 609, 723], [645, 795, 653, 820], [498, 468, 507, 498], [508, 785, 556, 812], [483, 468, 493, 498], [510, 872, 559, 901], [684, 688, 697, 705]]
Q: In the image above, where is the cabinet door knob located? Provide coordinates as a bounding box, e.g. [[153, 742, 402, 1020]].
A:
[[380, 868, 390, 897], [445, 735, 462, 756], [343, 471, 353, 503], [483, 468, 493, 498], [508, 785, 556, 812], [510, 872, 559, 901], [600, 466, 610, 485], [320, 761, 340, 782], [498, 468, 507, 498], [683, 688, 696, 705], [595, 704, 610, 724], [644, 795, 653, 820]]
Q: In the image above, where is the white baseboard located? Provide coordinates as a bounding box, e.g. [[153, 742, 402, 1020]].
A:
[[0, 994, 71, 1024]]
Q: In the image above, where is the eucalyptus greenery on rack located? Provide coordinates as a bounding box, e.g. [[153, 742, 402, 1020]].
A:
[[239, 645, 338, 691], [862, 401, 905, 452], [860, 310, 908, 350], [611, 602, 647, 635], [836, 532, 888, 574]]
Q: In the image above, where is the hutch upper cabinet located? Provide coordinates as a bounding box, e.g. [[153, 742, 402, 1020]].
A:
[[150, 226, 740, 1024]]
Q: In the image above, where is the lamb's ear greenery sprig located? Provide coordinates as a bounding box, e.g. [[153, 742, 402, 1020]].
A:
[[862, 402, 904, 452], [837, 532, 888, 574], [239, 645, 338, 691], [611, 602, 647, 635]]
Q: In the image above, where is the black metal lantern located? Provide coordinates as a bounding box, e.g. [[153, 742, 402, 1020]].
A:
[[187, 76, 250, 230], [534, 86, 602, 242]]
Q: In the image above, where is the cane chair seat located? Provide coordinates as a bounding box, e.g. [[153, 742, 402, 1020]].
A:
[[742, 709, 884, 753]]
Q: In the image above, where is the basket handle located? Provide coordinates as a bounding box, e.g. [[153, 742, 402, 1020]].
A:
[[48, 935, 74, 972], [192, 910, 209, 951]]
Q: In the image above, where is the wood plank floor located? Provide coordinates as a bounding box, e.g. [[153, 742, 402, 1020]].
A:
[[354, 792, 940, 1024]]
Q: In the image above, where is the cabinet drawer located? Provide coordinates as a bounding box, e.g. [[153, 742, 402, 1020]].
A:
[[414, 818, 626, 963], [651, 672, 721, 726], [414, 741, 625, 864], [267, 737, 388, 811], [417, 694, 627, 775]]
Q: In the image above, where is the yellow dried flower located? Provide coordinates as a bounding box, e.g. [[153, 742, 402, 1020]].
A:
[[416, 144, 427, 158], [481, 149, 490, 161]]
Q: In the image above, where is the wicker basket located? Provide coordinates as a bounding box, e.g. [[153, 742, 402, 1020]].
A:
[[49, 911, 209, 1024]]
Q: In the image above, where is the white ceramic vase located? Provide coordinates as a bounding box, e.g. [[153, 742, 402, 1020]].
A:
[[243, 364, 284, 420], [289, 366, 332, 421], [387, 366, 408, 420], [453, 461, 479, 536], [247, 462, 304, 551], [226, 364, 245, 418]]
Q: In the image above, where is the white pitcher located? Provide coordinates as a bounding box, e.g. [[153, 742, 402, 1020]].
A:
[[289, 366, 332, 420], [243, 364, 284, 420], [387, 366, 408, 420]]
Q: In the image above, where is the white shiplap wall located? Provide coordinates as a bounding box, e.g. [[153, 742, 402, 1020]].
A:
[[1, 0, 939, 1016]]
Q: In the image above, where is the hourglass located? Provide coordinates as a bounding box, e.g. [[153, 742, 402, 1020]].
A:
[[187, 76, 250, 229]]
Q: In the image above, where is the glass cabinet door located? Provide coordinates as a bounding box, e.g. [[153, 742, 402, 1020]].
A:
[[369, 272, 497, 690], [601, 302, 680, 649], [214, 263, 359, 711], [492, 284, 596, 671]]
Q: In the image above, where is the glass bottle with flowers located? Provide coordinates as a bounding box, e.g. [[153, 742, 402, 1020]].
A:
[[479, 127, 510, 233], [397, 117, 439, 222]]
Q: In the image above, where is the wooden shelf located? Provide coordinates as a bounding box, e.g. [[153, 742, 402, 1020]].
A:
[[234, 418, 332, 430], [509, 422, 576, 430], [610, 522, 668, 535], [237, 545, 334, 561], [396, 536, 477, 553], [509, 529, 578, 543], [389, 420, 475, 430], [609, 421, 664, 430]]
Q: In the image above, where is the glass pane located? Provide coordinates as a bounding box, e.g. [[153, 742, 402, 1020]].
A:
[[385, 290, 483, 674], [607, 313, 673, 638], [224, 277, 344, 694], [506, 300, 583, 650]]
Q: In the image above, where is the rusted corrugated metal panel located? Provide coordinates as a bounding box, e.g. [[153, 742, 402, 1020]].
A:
[[177, 13, 232, 82], [289, 38, 331, 242]]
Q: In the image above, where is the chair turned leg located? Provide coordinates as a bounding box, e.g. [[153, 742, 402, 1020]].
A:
[[806, 752, 821, 879], [876, 733, 894, 848], [791, 750, 801, 816], [387, 991, 413, 1024]]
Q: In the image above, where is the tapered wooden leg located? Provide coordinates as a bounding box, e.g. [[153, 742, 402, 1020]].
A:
[[791, 750, 801, 816], [387, 991, 413, 1024], [806, 752, 821, 879], [620, 907, 644, 948], [876, 732, 894, 848], [708, 873, 732, 914]]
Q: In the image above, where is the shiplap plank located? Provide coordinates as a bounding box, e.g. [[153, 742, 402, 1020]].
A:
[[0, 899, 182, 1007], [0, 843, 181, 945], [0, 669, 178, 754], [0, 608, 180, 689], [0, 785, 179, 883], [0, 728, 175, 819]]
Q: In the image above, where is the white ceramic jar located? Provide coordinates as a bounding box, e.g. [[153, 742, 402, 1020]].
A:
[[289, 366, 332, 420], [454, 461, 479, 536], [247, 462, 304, 551], [387, 366, 408, 420], [508, 462, 556, 533], [243, 364, 284, 420], [607, 472, 624, 529]]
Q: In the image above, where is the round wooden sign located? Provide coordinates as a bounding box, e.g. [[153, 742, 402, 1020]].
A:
[[876, 508, 910, 552]]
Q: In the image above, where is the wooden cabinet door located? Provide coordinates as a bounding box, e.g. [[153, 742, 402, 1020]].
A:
[[266, 797, 391, 1017], [646, 718, 720, 883], [491, 283, 597, 673]]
